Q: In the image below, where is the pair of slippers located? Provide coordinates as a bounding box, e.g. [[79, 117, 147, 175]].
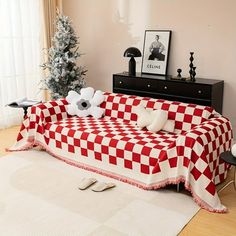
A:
[[78, 178, 116, 192]]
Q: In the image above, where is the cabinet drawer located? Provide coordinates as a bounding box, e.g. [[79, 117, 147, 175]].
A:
[[114, 76, 158, 92], [138, 79, 158, 92], [113, 76, 134, 89], [156, 81, 212, 99]]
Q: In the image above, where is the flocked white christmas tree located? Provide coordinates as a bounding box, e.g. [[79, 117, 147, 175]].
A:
[[41, 13, 86, 99]]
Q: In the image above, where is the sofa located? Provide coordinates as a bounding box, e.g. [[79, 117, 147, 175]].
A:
[[9, 92, 233, 213]]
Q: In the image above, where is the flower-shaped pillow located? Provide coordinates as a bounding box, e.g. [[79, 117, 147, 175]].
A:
[[66, 87, 105, 118]]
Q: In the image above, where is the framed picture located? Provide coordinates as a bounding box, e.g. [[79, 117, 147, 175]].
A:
[[141, 30, 171, 75]]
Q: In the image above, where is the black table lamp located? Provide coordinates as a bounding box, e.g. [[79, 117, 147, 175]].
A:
[[124, 47, 142, 76]]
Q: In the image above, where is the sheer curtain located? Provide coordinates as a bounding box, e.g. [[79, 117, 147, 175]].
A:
[[0, 0, 43, 129]]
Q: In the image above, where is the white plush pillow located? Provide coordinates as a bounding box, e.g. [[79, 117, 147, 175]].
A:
[[133, 105, 153, 128], [147, 110, 168, 133], [66, 88, 105, 118], [133, 105, 175, 133], [162, 120, 175, 133]]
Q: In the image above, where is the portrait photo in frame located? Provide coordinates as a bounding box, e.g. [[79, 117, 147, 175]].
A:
[[141, 30, 171, 75]]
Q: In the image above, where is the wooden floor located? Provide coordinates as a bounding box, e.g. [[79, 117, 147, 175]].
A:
[[1, 126, 236, 235], [0, 126, 21, 156]]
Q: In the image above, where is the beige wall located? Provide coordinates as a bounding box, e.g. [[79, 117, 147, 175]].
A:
[[62, 0, 236, 131]]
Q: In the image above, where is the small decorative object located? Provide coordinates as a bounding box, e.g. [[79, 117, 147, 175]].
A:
[[191, 66, 196, 80], [141, 30, 171, 75], [171, 68, 187, 81], [123, 47, 142, 76], [66, 87, 105, 118], [133, 105, 175, 133], [177, 68, 182, 78], [41, 12, 87, 99], [171, 52, 197, 82], [231, 144, 236, 157], [189, 52, 196, 81]]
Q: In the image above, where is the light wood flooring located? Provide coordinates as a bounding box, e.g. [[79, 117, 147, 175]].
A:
[[0, 126, 236, 235]]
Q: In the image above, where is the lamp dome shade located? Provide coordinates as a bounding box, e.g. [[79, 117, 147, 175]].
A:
[[124, 47, 142, 57]]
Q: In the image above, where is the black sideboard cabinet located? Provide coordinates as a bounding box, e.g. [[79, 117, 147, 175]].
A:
[[113, 72, 224, 113]]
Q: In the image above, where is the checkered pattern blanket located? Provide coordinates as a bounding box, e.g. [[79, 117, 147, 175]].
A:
[[10, 93, 233, 212]]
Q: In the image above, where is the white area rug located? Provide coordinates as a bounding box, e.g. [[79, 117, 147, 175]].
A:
[[0, 150, 199, 236]]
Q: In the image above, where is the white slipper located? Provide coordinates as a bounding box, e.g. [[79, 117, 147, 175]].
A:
[[78, 178, 97, 190], [91, 182, 116, 192]]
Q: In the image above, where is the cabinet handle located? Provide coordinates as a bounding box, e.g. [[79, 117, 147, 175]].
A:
[[147, 84, 151, 88], [119, 81, 123, 84], [198, 90, 202, 94], [164, 86, 168, 90]]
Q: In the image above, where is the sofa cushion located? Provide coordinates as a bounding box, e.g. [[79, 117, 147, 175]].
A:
[[101, 93, 214, 133], [45, 116, 178, 174]]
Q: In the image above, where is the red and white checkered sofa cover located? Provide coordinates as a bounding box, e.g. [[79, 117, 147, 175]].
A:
[[9, 92, 233, 212]]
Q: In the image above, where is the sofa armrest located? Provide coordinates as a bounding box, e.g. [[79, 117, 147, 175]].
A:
[[28, 99, 69, 123], [162, 116, 233, 211], [183, 116, 233, 154], [180, 116, 233, 178], [181, 116, 232, 187], [26, 98, 69, 134], [12, 99, 69, 147]]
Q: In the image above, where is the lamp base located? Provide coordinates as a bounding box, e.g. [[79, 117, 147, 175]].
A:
[[129, 57, 136, 76]]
